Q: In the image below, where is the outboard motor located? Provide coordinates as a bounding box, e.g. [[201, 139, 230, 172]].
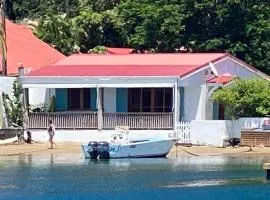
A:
[[88, 141, 99, 159], [97, 141, 110, 159]]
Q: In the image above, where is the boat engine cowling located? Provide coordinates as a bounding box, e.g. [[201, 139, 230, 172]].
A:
[[97, 141, 110, 159], [88, 141, 98, 159]]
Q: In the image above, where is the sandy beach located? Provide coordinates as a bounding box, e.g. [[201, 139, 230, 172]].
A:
[[0, 142, 82, 156], [1, 142, 270, 157]]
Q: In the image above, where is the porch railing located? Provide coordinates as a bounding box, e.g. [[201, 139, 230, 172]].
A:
[[103, 112, 173, 129], [28, 112, 173, 129], [28, 112, 98, 129]]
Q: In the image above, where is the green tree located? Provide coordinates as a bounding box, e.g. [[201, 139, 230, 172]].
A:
[[117, 0, 185, 52], [211, 79, 270, 119], [35, 8, 126, 55], [35, 14, 80, 55], [181, 0, 270, 74], [2, 80, 24, 127], [10, 0, 270, 74], [80, 0, 121, 12], [88, 45, 107, 54], [7, 0, 80, 20]]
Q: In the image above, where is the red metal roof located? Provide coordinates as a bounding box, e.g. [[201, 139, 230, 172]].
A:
[[29, 53, 228, 77], [1, 20, 65, 75], [208, 73, 234, 84], [29, 64, 200, 76]]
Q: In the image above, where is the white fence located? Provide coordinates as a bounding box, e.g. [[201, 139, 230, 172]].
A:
[[176, 121, 192, 144]]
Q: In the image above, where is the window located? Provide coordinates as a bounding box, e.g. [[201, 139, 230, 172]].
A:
[[218, 104, 225, 120], [164, 88, 172, 112], [128, 88, 172, 112], [142, 88, 151, 112], [128, 88, 141, 112], [68, 88, 91, 110]]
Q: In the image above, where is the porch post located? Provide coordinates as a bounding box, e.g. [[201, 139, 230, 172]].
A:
[[96, 86, 103, 131], [201, 84, 208, 120], [173, 81, 180, 130], [0, 91, 3, 128], [22, 88, 29, 130]]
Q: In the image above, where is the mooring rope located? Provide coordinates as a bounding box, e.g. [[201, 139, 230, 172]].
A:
[[178, 146, 253, 157]]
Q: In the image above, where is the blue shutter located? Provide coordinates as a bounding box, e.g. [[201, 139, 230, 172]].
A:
[[90, 88, 97, 111], [116, 88, 128, 112], [55, 89, 68, 111], [212, 102, 219, 120], [179, 87, 185, 121]]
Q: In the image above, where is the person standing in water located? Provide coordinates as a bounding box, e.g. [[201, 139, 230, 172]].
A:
[[47, 119, 56, 149]]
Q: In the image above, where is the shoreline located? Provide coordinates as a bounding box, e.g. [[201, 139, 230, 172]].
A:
[[1, 142, 270, 158], [0, 142, 82, 156]]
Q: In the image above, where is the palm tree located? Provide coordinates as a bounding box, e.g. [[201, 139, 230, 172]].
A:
[[0, 0, 7, 76]]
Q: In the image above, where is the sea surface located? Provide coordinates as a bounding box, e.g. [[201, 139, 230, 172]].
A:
[[1, 153, 270, 200]]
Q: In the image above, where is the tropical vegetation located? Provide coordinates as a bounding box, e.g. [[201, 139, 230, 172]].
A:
[[4, 0, 270, 74], [211, 79, 270, 119], [2, 80, 24, 127]]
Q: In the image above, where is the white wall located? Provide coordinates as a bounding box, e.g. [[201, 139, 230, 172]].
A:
[[183, 85, 209, 121], [230, 118, 265, 138], [0, 77, 16, 96], [27, 118, 265, 147], [189, 118, 265, 147], [180, 69, 207, 87], [27, 129, 173, 143], [190, 120, 230, 147], [179, 57, 265, 122], [28, 88, 52, 106], [103, 88, 116, 112], [0, 78, 54, 107], [214, 57, 261, 79]]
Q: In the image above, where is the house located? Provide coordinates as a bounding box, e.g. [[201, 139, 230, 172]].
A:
[[0, 19, 65, 76], [21, 53, 269, 133]]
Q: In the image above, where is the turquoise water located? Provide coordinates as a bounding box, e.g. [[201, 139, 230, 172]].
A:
[[1, 153, 270, 200]]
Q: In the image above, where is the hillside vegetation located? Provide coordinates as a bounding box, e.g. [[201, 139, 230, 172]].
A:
[[6, 0, 270, 74]]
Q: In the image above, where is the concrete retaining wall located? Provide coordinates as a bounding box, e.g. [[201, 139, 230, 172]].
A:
[[190, 118, 265, 147], [26, 118, 265, 147], [190, 120, 230, 147], [27, 129, 174, 143]]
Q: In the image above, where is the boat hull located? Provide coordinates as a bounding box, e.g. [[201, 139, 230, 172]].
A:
[[81, 139, 177, 159]]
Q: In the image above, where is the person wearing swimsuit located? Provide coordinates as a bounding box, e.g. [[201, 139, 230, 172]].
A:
[[47, 119, 56, 149]]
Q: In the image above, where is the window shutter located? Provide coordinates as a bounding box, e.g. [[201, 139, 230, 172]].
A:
[[55, 89, 68, 111], [116, 88, 128, 112], [90, 88, 97, 111], [212, 102, 219, 120], [179, 87, 185, 120]]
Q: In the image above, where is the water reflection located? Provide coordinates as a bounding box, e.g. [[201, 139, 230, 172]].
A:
[[1, 153, 270, 200], [161, 177, 269, 188], [2, 153, 270, 169]]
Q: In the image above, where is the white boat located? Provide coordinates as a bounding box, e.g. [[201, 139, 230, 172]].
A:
[[81, 127, 178, 159]]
